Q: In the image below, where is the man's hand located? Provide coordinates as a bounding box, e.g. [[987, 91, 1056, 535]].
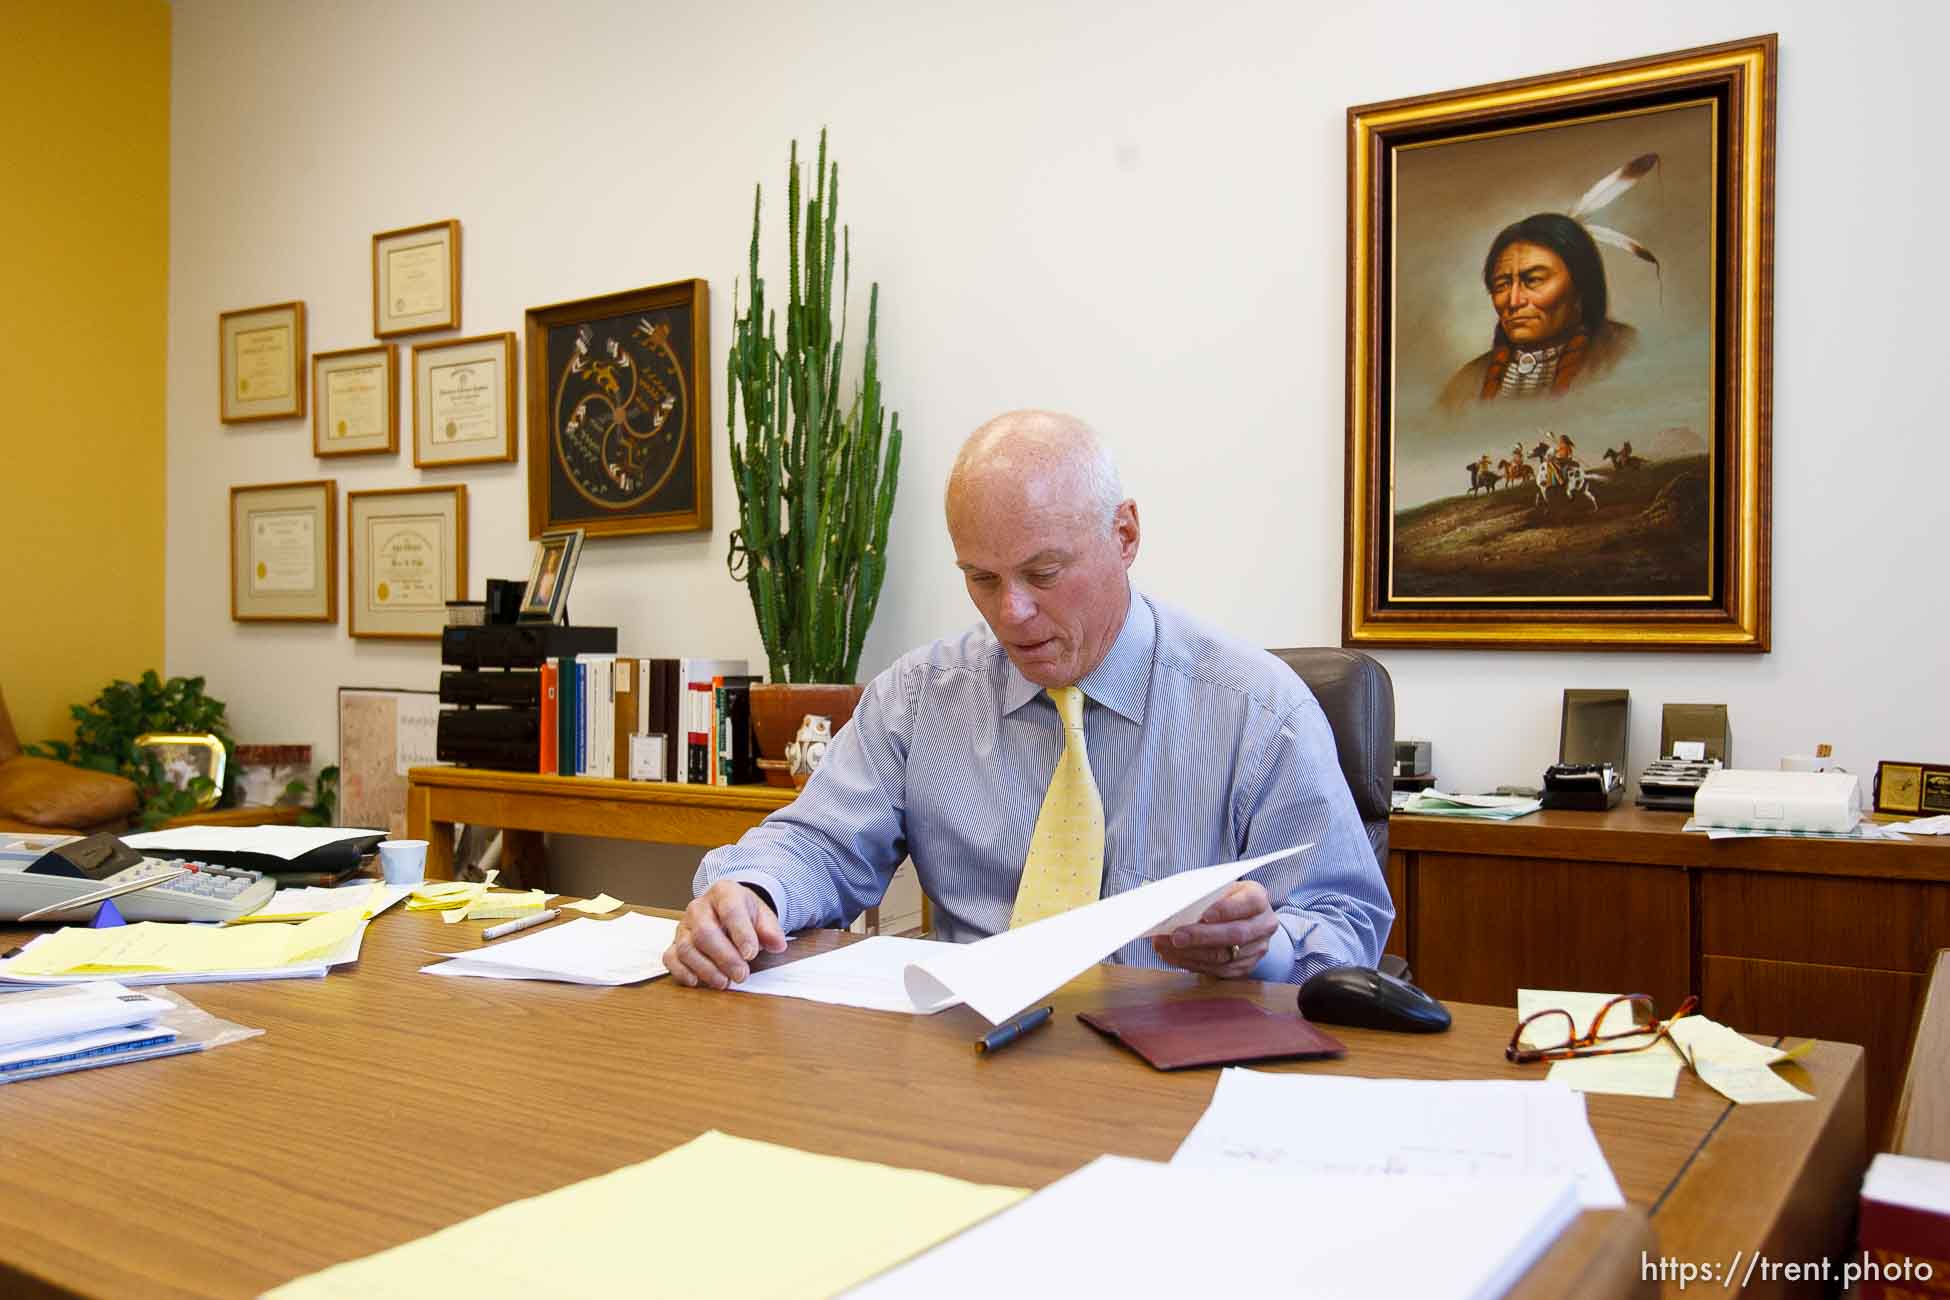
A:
[[664, 882, 788, 988], [1150, 880, 1277, 979]]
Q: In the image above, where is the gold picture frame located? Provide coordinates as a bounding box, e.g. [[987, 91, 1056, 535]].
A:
[[373, 219, 461, 338], [346, 484, 468, 640], [1343, 36, 1775, 651], [313, 344, 398, 458], [219, 301, 306, 423], [411, 332, 517, 468], [132, 733, 226, 811], [230, 479, 337, 623]]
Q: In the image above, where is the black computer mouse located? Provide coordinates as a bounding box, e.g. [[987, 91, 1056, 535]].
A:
[[1298, 966, 1452, 1033]]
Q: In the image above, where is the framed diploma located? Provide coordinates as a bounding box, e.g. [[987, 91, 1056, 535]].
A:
[[373, 219, 461, 338], [219, 302, 306, 423], [346, 484, 467, 640], [411, 332, 516, 468], [524, 278, 710, 538], [230, 480, 336, 622], [312, 344, 398, 458]]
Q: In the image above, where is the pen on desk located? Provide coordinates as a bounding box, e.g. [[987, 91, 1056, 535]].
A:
[[975, 1005, 1054, 1055], [16, 865, 193, 923], [482, 908, 561, 941]]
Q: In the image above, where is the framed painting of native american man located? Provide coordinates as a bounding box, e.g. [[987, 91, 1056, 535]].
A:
[[1344, 36, 1774, 651]]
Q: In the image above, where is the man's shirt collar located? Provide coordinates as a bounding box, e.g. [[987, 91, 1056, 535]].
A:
[[999, 589, 1153, 724]]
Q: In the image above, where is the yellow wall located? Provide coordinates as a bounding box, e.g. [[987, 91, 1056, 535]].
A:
[[0, 1, 171, 746]]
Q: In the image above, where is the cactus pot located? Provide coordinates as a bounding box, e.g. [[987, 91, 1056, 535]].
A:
[[748, 683, 866, 789]]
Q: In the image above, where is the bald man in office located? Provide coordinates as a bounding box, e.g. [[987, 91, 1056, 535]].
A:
[[662, 410, 1391, 988]]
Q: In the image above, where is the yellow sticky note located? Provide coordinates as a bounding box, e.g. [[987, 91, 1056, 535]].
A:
[[463, 890, 549, 921], [1547, 1048, 1682, 1098], [565, 894, 624, 916], [264, 1130, 1026, 1300]]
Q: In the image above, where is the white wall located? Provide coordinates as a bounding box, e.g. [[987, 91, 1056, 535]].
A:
[[169, 0, 1947, 836]]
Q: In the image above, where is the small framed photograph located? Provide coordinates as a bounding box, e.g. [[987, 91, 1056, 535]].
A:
[[219, 301, 306, 423], [519, 528, 585, 623], [373, 218, 461, 338], [230, 479, 336, 623], [411, 332, 516, 467], [312, 344, 398, 457], [347, 484, 468, 640], [133, 733, 227, 810]]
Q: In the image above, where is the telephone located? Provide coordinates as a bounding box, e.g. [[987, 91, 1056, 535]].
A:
[[0, 833, 275, 924]]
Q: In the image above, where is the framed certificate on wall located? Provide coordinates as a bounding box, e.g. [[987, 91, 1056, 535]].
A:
[[373, 219, 460, 338], [313, 344, 398, 457], [230, 479, 336, 622], [411, 332, 515, 467], [219, 301, 306, 423], [346, 484, 467, 639]]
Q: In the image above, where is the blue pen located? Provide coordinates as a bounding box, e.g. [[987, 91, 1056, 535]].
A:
[[975, 1005, 1054, 1054]]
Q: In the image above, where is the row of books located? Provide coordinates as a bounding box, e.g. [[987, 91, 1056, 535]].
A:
[[539, 656, 761, 785]]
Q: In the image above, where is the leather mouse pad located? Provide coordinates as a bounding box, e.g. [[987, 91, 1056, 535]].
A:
[[1077, 997, 1346, 1070]]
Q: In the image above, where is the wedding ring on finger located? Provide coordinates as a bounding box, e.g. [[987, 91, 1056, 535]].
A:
[[1227, 943, 1241, 963]]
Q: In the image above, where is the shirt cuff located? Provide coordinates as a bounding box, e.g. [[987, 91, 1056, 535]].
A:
[[718, 870, 792, 928], [1249, 925, 1296, 982]]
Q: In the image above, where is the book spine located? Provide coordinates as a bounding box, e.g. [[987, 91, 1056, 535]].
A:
[[687, 681, 712, 785], [576, 661, 588, 776], [539, 662, 559, 776], [657, 660, 678, 781], [613, 658, 635, 780], [711, 675, 726, 786], [555, 656, 575, 779], [716, 680, 731, 785]]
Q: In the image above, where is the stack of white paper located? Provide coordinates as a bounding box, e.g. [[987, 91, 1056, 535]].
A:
[[420, 912, 678, 986], [122, 825, 380, 859], [850, 1156, 1579, 1299], [1172, 1068, 1625, 1209]]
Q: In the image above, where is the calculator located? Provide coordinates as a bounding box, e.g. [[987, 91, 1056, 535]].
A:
[[0, 833, 277, 923]]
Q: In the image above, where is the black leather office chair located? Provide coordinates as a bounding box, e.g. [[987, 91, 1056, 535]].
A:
[[1267, 647, 1406, 979]]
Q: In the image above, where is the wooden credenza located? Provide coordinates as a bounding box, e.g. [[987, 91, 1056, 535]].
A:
[[1387, 806, 1950, 1147]]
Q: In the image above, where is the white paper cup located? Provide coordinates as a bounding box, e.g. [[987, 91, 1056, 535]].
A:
[[378, 839, 429, 885]]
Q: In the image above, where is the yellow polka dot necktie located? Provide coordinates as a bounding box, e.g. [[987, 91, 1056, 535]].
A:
[[1009, 685, 1106, 928]]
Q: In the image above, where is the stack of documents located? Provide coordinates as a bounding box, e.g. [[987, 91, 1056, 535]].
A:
[[265, 1130, 1027, 1298], [0, 981, 262, 1084], [854, 1157, 1579, 1299], [1398, 790, 1543, 820], [0, 908, 367, 987], [420, 912, 679, 985], [1172, 1067, 1625, 1209]]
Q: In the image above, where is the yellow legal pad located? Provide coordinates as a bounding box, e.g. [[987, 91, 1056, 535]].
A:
[[264, 1130, 1028, 1299], [5, 908, 364, 974]]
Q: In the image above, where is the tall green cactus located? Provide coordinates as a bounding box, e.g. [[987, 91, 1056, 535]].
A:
[[727, 131, 903, 684]]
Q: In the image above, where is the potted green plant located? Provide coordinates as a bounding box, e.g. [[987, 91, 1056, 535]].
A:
[[28, 671, 239, 828], [726, 131, 903, 786]]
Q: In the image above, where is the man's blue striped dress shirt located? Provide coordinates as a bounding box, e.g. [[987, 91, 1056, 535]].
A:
[[695, 590, 1393, 983]]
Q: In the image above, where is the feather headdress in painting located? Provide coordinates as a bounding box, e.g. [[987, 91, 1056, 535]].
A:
[[1568, 153, 1661, 281]]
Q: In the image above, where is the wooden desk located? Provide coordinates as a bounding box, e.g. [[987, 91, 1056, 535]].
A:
[[0, 910, 1862, 1298], [406, 766, 795, 879], [1891, 948, 1950, 1158], [1390, 805, 1950, 1147]]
